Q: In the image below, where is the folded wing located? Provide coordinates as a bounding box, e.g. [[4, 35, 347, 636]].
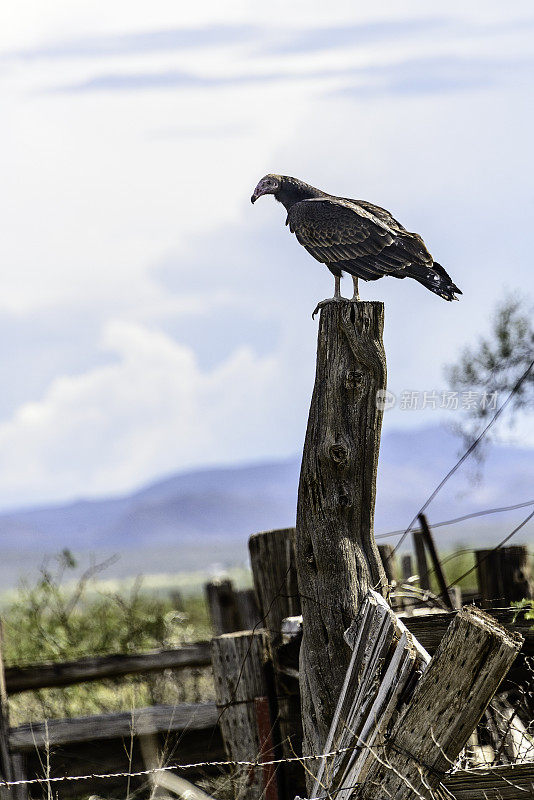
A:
[[286, 197, 433, 282]]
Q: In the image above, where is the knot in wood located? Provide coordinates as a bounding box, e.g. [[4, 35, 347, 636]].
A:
[[337, 483, 352, 509], [344, 369, 364, 390], [329, 443, 349, 466]]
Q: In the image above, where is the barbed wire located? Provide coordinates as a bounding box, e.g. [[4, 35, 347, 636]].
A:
[[390, 357, 534, 557], [212, 562, 294, 738], [0, 743, 360, 788], [439, 507, 534, 597], [375, 498, 534, 541], [4, 384, 533, 792], [3, 716, 532, 793], [3, 595, 533, 792]]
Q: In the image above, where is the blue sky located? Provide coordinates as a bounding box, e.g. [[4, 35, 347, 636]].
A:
[[0, 0, 533, 509]]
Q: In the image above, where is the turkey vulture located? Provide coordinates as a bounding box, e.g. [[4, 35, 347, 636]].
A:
[[251, 174, 461, 313]]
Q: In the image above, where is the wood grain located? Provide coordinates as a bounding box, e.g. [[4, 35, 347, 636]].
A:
[[5, 642, 212, 694], [357, 606, 523, 799], [249, 528, 305, 798], [403, 608, 534, 657], [442, 763, 534, 799], [211, 631, 276, 799], [9, 702, 218, 751], [249, 528, 300, 643], [295, 299, 387, 771]]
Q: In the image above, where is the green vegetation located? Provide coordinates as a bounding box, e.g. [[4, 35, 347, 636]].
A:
[[1, 544, 517, 729], [427, 546, 477, 594], [3, 550, 214, 725], [513, 598, 534, 624]]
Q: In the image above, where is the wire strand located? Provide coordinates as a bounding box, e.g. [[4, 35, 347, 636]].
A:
[[391, 358, 534, 556], [375, 499, 534, 540], [0, 744, 358, 788], [441, 507, 534, 595]]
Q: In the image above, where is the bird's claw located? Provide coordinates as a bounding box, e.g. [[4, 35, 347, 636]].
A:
[[312, 297, 343, 319]]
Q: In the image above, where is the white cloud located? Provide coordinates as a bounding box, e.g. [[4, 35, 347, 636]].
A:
[[0, 2, 533, 509], [0, 321, 305, 507]]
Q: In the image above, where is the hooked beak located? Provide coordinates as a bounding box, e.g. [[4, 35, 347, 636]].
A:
[[251, 180, 272, 204]]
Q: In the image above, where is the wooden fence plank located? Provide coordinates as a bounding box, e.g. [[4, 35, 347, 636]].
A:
[[310, 592, 430, 799], [19, 723, 226, 800], [4, 642, 212, 694], [356, 606, 523, 800], [9, 702, 218, 751], [442, 763, 534, 799], [249, 527, 304, 799], [403, 608, 534, 657], [476, 545, 534, 608], [205, 580, 241, 635], [275, 608, 534, 678], [211, 631, 279, 800]]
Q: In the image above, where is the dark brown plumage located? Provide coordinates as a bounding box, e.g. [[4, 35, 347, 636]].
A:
[[251, 174, 461, 304]]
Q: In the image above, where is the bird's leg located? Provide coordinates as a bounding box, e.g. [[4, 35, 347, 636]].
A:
[[351, 276, 360, 301], [312, 274, 344, 318]]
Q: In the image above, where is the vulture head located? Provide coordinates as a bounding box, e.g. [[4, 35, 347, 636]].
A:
[[251, 174, 281, 203]]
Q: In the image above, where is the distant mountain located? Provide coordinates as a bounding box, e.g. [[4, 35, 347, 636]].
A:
[[0, 424, 532, 586], [0, 459, 301, 550]]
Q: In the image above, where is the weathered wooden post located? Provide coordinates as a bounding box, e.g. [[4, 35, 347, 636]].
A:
[[377, 544, 397, 585], [0, 623, 16, 800], [234, 588, 261, 631], [211, 631, 279, 800], [205, 579, 241, 635], [475, 545, 534, 607], [413, 529, 430, 591], [400, 553, 416, 612], [418, 513, 455, 610], [378, 543, 402, 610], [249, 528, 301, 637], [249, 528, 304, 799], [401, 554, 413, 580], [295, 300, 388, 770]]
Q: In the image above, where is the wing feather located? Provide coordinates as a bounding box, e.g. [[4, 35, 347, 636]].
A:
[[287, 198, 427, 279]]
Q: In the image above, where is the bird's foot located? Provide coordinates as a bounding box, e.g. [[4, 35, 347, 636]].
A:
[[312, 296, 344, 319]]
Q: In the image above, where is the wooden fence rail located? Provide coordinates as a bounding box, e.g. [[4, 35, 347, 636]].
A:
[[8, 702, 225, 800], [404, 608, 534, 657], [9, 702, 218, 751], [276, 608, 534, 677], [4, 642, 212, 694], [442, 763, 534, 799]]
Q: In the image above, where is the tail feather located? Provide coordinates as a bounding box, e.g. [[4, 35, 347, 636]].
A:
[[407, 261, 462, 301]]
